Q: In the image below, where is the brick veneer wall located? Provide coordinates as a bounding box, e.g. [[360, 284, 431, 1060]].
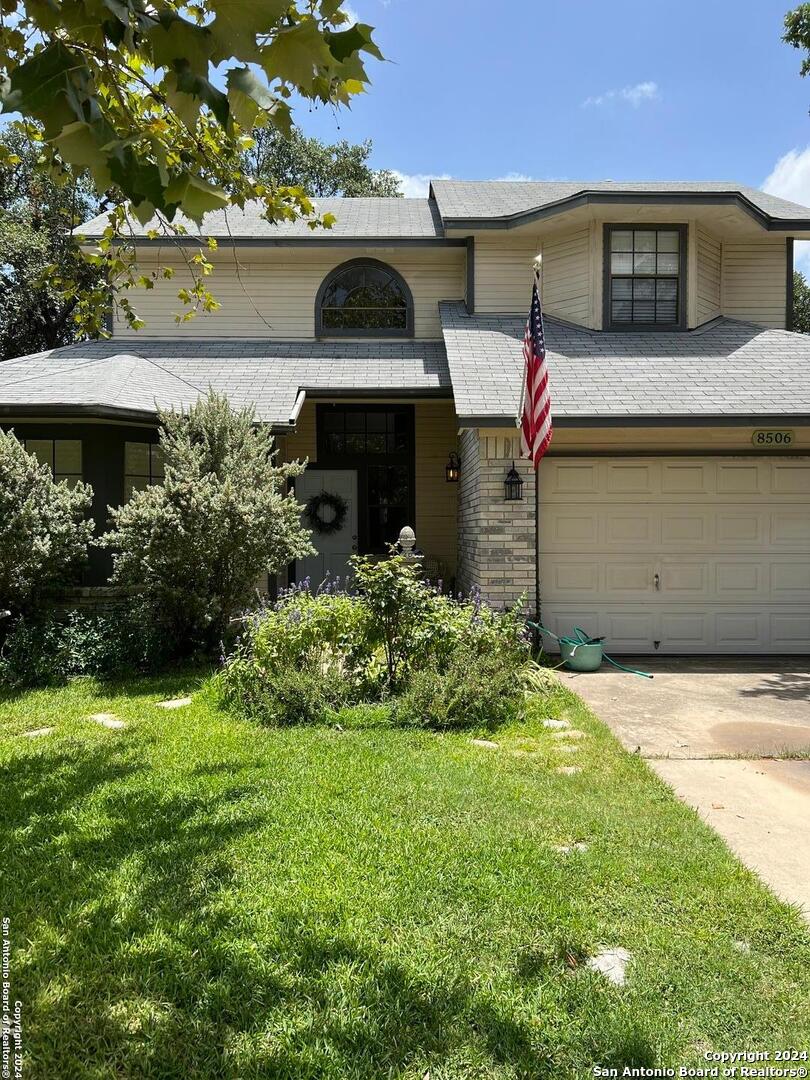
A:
[[456, 428, 536, 607]]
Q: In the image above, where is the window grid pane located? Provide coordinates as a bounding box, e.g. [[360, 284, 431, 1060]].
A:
[[608, 227, 681, 326], [124, 440, 162, 499]]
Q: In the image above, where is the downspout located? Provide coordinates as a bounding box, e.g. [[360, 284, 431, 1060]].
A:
[[288, 388, 306, 427]]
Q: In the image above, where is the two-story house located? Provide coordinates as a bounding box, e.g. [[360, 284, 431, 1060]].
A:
[[2, 179, 810, 654]]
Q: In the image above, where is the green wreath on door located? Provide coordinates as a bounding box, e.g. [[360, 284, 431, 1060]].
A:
[[303, 491, 349, 536]]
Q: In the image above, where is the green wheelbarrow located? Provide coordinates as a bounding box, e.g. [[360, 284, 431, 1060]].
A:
[[528, 624, 653, 679]]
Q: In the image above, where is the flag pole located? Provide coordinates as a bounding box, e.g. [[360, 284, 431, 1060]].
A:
[[532, 260, 542, 650]]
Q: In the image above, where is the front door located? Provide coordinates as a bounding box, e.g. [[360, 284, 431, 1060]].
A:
[[295, 468, 358, 588]]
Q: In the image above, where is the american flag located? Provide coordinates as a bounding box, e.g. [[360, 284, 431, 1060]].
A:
[[518, 271, 553, 466]]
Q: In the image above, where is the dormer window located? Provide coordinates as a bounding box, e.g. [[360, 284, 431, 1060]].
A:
[[316, 258, 414, 337], [604, 225, 686, 330]]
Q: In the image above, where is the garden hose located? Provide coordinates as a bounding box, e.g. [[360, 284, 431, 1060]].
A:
[[527, 622, 653, 680]]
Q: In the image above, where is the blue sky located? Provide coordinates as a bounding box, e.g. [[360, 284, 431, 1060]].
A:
[[300, 0, 810, 259]]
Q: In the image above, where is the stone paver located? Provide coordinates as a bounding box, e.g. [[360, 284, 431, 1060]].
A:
[[91, 713, 127, 729], [23, 727, 54, 738], [157, 697, 193, 710], [556, 765, 581, 775], [471, 738, 499, 750], [586, 947, 631, 987]]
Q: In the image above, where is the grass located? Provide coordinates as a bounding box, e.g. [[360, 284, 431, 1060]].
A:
[[1, 673, 809, 1079]]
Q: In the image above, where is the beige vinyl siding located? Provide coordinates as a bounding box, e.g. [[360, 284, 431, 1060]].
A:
[[281, 399, 458, 574], [721, 240, 787, 328], [695, 227, 722, 325], [115, 247, 465, 339], [474, 236, 539, 312], [541, 227, 592, 326]]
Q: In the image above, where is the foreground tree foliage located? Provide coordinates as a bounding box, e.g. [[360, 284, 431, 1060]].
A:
[[0, 1, 382, 333], [98, 392, 314, 652], [0, 128, 103, 359], [0, 430, 94, 621]]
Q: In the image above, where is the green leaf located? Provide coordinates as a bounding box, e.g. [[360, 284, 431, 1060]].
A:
[[1, 42, 82, 117], [51, 120, 113, 189], [165, 173, 229, 221], [325, 23, 383, 64], [208, 0, 288, 65], [148, 13, 213, 75], [173, 62, 230, 128], [226, 66, 284, 130], [263, 19, 336, 91]]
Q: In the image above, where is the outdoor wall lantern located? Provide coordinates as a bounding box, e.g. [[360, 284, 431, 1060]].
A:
[[504, 461, 524, 501], [445, 451, 461, 483]]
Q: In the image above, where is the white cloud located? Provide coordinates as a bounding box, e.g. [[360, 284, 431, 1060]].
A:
[[391, 171, 451, 197], [492, 172, 538, 182], [340, 4, 359, 25], [582, 81, 659, 108], [763, 147, 810, 274]]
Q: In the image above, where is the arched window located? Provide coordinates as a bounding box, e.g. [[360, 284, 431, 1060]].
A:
[[316, 258, 414, 337]]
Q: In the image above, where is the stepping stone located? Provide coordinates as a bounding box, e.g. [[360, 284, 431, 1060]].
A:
[[554, 842, 589, 854], [471, 739, 499, 750], [586, 947, 631, 986], [558, 744, 580, 754], [23, 727, 54, 738], [542, 718, 570, 730], [553, 729, 586, 740], [156, 696, 192, 710], [733, 939, 751, 954], [91, 713, 127, 729], [556, 765, 581, 775]]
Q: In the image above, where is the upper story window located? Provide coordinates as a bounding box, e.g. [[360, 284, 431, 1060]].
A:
[[605, 225, 686, 330], [316, 258, 414, 338], [24, 439, 82, 485], [124, 441, 164, 500]]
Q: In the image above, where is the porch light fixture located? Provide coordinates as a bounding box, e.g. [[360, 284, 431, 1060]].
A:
[[445, 451, 461, 483], [504, 461, 524, 501]]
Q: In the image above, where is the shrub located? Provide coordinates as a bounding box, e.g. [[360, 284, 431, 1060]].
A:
[[393, 645, 526, 732], [97, 392, 314, 654], [216, 566, 534, 730], [0, 430, 93, 621], [0, 606, 166, 688]]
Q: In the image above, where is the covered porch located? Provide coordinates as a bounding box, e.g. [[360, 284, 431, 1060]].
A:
[[278, 397, 459, 589]]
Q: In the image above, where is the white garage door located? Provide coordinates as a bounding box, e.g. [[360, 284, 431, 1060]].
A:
[[538, 456, 810, 654]]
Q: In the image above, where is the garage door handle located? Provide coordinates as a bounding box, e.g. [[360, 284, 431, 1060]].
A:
[[654, 572, 660, 591]]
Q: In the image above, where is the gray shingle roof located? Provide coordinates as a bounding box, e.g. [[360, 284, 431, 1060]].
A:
[[0, 340, 451, 424], [431, 180, 810, 225], [439, 302, 810, 424], [78, 198, 443, 240]]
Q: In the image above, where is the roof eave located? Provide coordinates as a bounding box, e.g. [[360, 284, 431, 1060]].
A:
[[441, 191, 810, 232], [459, 412, 810, 428]]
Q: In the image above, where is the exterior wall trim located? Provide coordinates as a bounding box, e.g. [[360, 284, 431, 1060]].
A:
[[786, 237, 795, 331], [465, 236, 475, 313], [94, 237, 467, 248]]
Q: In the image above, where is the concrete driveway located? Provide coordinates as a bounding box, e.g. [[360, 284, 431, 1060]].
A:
[[568, 658, 810, 920]]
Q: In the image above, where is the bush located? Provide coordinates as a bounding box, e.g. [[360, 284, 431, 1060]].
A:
[[97, 391, 314, 655], [0, 607, 166, 688], [216, 563, 533, 730], [393, 645, 526, 732], [0, 430, 93, 621]]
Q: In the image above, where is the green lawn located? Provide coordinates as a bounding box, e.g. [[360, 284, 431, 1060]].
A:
[[1, 673, 808, 1079]]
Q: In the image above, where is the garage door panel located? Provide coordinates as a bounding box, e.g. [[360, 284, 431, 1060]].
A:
[[771, 512, 810, 547], [606, 461, 658, 495], [771, 462, 810, 496], [661, 463, 708, 494], [716, 463, 762, 495], [539, 455, 810, 654]]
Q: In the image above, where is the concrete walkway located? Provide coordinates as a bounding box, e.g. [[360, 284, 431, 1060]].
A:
[[568, 658, 810, 920]]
